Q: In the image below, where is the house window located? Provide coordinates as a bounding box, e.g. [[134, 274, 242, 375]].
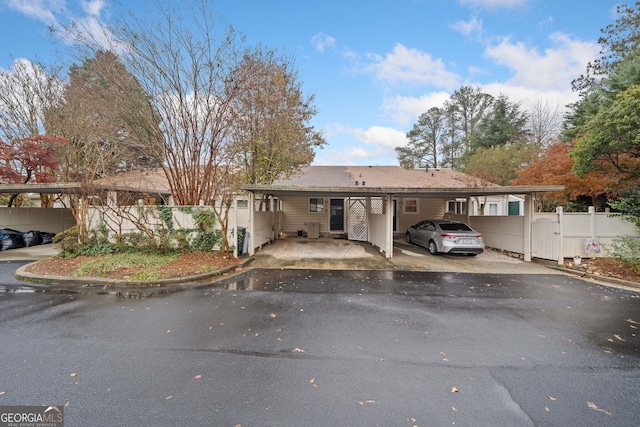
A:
[[447, 200, 467, 214], [237, 199, 248, 208], [488, 203, 498, 216], [309, 198, 324, 213], [508, 201, 520, 216], [404, 198, 418, 214]]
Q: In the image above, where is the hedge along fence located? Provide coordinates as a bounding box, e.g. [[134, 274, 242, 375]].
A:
[[84, 205, 231, 253]]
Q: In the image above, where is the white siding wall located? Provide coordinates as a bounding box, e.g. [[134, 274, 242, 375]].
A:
[[279, 197, 329, 236], [395, 197, 446, 234]]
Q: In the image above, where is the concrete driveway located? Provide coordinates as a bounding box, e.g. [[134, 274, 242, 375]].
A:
[[251, 237, 556, 275]]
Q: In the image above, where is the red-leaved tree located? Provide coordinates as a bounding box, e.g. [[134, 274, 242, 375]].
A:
[[513, 143, 621, 211], [0, 135, 67, 207]]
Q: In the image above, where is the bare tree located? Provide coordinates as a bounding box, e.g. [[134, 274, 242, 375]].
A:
[[107, 1, 243, 206], [0, 59, 64, 207], [0, 59, 63, 141], [526, 99, 562, 152]]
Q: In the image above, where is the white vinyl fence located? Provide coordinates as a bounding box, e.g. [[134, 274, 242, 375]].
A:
[[464, 207, 639, 263]]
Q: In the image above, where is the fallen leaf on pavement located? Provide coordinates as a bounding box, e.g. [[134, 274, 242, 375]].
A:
[[545, 407, 550, 413], [587, 401, 612, 416], [310, 378, 317, 388], [451, 406, 458, 411], [165, 396, 173, 400], [70, 373, 77, 377], [293, 347, 305, 353], [451, 387, 459, 393], [357, 400, 375, 405], [613, 334, 625, 341], [548, 396, 557, 401], [194, 374, 202, 380]]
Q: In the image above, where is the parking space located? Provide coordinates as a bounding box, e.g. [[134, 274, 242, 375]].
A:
[[251, 237, 558, 275]]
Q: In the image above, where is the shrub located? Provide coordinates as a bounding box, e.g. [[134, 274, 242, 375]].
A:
[[609, 236, 640, 274]]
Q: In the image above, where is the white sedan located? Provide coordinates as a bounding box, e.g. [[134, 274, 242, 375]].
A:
[[406, 220, 485, 256]]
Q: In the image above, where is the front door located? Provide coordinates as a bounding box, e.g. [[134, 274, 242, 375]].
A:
[[330, 199, 344, 232]]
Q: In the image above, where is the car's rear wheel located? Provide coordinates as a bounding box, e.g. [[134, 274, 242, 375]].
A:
[[427, 240, 438, 255], [406, 233, 412, 243]]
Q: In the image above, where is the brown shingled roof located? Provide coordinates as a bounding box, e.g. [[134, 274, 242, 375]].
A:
[[245, 165, 563, 197], [274, 166, 498, 188], [91, 169, 171, 194]]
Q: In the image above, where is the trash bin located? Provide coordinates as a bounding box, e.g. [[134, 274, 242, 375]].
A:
[[237, 227, 246, 254]]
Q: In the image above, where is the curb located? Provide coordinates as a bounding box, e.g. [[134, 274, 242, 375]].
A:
[[14, 257, 255, 294], [533, 259, 640, 291]]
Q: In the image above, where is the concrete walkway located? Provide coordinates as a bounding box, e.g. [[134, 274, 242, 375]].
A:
[[0, 242, 61, 261]]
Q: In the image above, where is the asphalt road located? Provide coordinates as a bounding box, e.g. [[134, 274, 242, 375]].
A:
[[1, 263, 639, 426]]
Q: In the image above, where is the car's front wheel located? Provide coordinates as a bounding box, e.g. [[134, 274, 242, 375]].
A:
[[427, 240, 438, 255], [406, 232, 412, 243]]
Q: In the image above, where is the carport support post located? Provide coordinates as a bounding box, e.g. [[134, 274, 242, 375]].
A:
[[385, 193, 393, 258], [523, 194, 532, 262], [556, 206, 564, 266], [232, 198, 238, 259], [248, 191, 255, 256]]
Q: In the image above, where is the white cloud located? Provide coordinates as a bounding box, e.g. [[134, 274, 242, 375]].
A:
[[314, 124, 408, 165], [382, 92, 451, 126], [457, 0, 529, 8], [3, 0, 63, 24], [82, 0, 106, 16], [310, 32, 336, 53], [366, 43, 460, 89], [353, 125, 407, 149], [484, 32, 599, 91], [451, 16, 483, 37], [314, 145, 383, 166], [481, 82, 578, 116]]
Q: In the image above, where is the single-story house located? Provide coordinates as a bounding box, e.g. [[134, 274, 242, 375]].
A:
[[1, 165, 564, 260], [241, 165, 564, 261]]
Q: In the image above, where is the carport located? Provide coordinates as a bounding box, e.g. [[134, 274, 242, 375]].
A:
[[0, 183, 81, 235], [241, 166, 563, 262]]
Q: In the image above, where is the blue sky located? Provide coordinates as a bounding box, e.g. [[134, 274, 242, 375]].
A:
[[0, 0, 621, 166]]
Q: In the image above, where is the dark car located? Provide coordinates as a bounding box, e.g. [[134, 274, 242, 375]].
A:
[[406, 220, 484, 255]]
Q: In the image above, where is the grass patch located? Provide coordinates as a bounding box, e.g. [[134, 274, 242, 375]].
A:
[[72, 253, 179, 278]]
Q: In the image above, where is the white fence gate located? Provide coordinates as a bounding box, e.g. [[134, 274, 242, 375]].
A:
[[347, 198, 368, 241], [531, 216, 559, 261]]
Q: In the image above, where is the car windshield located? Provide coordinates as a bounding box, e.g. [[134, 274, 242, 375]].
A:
[[439, 223, 472, 232]]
